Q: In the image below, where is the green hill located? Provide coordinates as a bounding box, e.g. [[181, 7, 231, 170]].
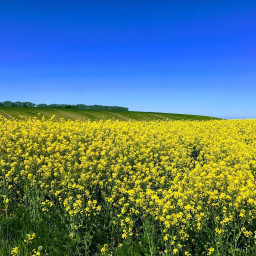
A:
[[0, 106, 220, 121]]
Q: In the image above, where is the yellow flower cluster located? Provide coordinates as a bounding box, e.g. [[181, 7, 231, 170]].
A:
[[10, 247, 19, 256], [24, 233, 36, 244], [1, 117, 256, 254]]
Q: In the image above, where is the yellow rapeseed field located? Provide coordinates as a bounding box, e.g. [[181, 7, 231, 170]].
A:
[[1, 117, 256, 255]]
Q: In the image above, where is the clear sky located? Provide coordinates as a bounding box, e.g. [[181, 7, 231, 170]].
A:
[[0, 0, 255, 118]]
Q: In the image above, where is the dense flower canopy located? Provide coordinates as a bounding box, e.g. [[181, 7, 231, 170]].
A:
[[1, 118, 256, 255]]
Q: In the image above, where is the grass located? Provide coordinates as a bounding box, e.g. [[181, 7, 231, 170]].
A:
[[0, 107, 220, 121]]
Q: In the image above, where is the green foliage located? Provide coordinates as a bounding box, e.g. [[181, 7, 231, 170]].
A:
[[0, 106, 220, 121], [0, 101, 128, 111]]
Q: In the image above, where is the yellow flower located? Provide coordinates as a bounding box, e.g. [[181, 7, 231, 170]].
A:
[[173, 248, 178, 254], [208, 247, 215, 255], [11, 247, 19, 255]]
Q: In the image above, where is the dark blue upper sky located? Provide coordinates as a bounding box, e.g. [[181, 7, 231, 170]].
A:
[[1, 0, 255, 118]]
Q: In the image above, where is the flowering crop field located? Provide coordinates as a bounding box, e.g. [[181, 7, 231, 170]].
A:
[[1, 118, 256, 255]]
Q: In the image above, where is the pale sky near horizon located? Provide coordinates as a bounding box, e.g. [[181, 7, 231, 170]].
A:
[[1, 0, 256, 119]]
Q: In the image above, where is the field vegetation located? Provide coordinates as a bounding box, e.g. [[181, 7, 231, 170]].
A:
[[1, 117, 255, 255], [0, 107, 218, 121]]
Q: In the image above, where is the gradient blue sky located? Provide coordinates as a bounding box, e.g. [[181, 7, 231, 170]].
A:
[[1, 0, 255, 118]]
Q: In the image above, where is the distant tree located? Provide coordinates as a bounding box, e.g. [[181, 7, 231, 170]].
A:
[[76, 104, 86, 109], [0, 101, 129, 111], [3, 101, 14, 107], [37, 104, 48, 108], [13, 101, 21, 107], [23, 102, 35, 107]]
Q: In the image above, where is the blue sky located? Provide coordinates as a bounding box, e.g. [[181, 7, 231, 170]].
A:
[[0, 0, 255, 118]]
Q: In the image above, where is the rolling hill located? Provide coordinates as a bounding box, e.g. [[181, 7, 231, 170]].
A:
[[0, 107, 220, 121]]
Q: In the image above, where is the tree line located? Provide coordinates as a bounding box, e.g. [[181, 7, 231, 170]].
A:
[[0, 101, 129, 111]]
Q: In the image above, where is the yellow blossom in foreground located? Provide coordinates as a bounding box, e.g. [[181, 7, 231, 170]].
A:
[[1, 118, 256, 254]]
